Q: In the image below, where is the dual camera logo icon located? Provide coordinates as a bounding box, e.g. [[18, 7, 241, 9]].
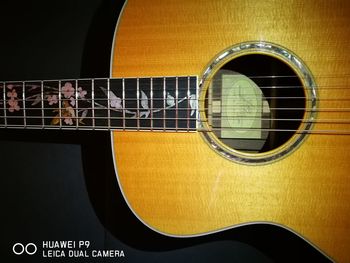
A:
[[12, 243, 37, 255]]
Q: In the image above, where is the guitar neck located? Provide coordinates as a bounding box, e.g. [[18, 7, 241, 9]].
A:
[[0, 76, 198, 131]]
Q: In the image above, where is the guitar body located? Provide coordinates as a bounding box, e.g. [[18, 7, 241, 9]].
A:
[[111, 1, 350, 261]]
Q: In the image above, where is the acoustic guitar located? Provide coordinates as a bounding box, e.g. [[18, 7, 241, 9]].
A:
[[1, 0, 350, 261]]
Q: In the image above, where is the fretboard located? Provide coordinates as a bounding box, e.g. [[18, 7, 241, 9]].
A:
[[0, 76, 197, 131]]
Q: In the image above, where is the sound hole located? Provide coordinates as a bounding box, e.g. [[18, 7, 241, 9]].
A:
[[205, 54, 306, 154]]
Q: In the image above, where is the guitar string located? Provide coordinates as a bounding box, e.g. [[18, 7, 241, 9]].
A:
[[1, 74, 350, 81], [3, 116, 350, 126], [0, 83, 348, 94], [1, 87, 350, 112], [1, 112, 350, 123], [1, 122, 349, 135], [2, 105, 350, 113], [3, 96, 350, 102], [0, 113, 344, 124], [1, 98, 350, 113], [2, 100, 350, 134], [2, 88, 350, 101], [1, 89, 350, 102], [0, 76, 350, 84], [1, 85, 350, 101], [2, 84, 350, 91], [2, 78, 350, 132]]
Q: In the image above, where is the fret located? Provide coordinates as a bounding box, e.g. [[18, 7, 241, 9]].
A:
[[80, 78, 94, 128], [150, 77, 153, 131], [5, 81, 24, 127], [122, 78, 126, 130], [163, 77, 166, 131], [187, 76, 190, 131], [151, 78, 164, 129], [2, 82, 6, 127], [124, 78, 137, 129], [191, 76, 197, 130], [109, 78, 123, 129], [175, 77, 178, 131], [41, 81, 45, 128], [39, 80, 59, 129], [20, 81, 43, 127], [91, 79, 95, 129], [60, 79, 78, 128], [40, 80, 60, 128], [136, 78, 140, 130], [58, 80, 62, 128], [107, 78, 111, 130], [138, 78, 151, 129], [177, 77, 191, 130], [22, 82, 26, 127], [93, 78, 109, 128], [75, 80, 79, 129], [165, 77, 176, 129]]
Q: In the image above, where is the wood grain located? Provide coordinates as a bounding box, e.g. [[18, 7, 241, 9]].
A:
[[111, 1, 350, 262]]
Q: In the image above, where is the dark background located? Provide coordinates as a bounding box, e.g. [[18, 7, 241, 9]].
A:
[[0, 0, 331, 262]]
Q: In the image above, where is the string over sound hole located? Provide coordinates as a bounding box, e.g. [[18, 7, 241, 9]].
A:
[[200, 42, 317, 164], [207, 55, 306, 153], [207, 69, 271, 152]]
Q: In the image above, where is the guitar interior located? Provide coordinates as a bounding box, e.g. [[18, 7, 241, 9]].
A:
[[205, 54, 306, 154]]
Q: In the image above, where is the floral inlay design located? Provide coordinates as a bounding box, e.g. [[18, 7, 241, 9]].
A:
[[6, 85, 20, 112], [2, 80, 197, 127]]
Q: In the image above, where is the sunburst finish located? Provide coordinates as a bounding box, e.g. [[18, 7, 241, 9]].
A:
[[111, 1, 350, 262]]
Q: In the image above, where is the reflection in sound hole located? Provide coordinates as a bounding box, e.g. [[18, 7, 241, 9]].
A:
[[206, 54, 306, 153]]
